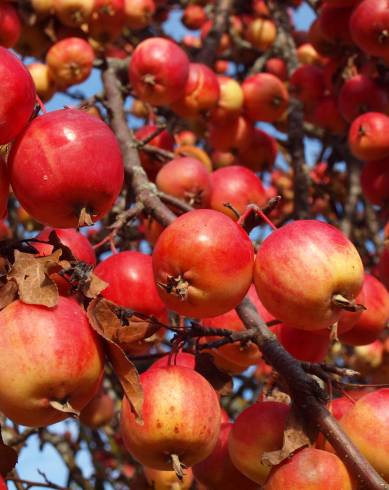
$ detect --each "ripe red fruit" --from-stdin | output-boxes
[238,128,278,171]
[8,108,124,228]
[339,274,389,345]
[120,365,221,470]
[0,297,104,427]
[244,17,276,51]
[0,47,36,145]
[360,158,389,206]
[271,323,330,362]
[129,37,190,106]
[349,112,389,160]
[319,4,353,45]
[338,75,389,123]
[46,37,95,88]
[264,447,355,489]
[242,73,288,123]
[79,390,115,428]
[193,423,259,490]
[0,476,5,490]
[209,116,255,153]
[94,251,166,318]
[135,124,175,181]
[290,65,325,107]
[350,0,389,58]
[209,165,267,220]
[124,0,155,30]
[228,401,290,484]
[88,0,125,42]
[311,95,347,135]
[152,209,254,318]
[182,4,207,30]
[0,2,21,48]
[171,63,220,118]
[378,247,389,289]
[254,220,364,331]
[265,58,288,81]
[339,389,389,480]
[54,0,95,27]
[155,156,212,208]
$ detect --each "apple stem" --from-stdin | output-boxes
[171,453,184,480]
[157,274,189,301]
[49,400,80,418]
[35,94,47,114]
[331,293,366,312]
[256,208,277,231]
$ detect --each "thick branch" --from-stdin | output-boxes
[102,60,176,228]
[196,0,235,67]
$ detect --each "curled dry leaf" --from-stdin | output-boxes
[87,297,144,423]
[262,406,316,467]
[82,272,108,299]
[195,352,233,396]
[0,426,17,477]
[7,249,63,307]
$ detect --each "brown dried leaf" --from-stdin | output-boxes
[7,250,64,307]
[262,408,314,467]
[82,272,108,299]
[87,298,143,422]
[0,426,17,477]
[47,230,76,261]
[0,280,18,310]
[195,353,233,396]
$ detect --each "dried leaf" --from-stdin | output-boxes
[0,426,17,477]
[195,353,233,396]
[87,298,143,422]
[0,280,18,310]
[82,272,108,299]
[7,250,63,307]
[262,407,315,467]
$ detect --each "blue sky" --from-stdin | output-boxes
[8,4,316,488]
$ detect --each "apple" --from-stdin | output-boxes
[0,297,104,427]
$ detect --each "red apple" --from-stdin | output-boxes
[155,156,211,208]
[238,128,278,171]
[360,158,389,207]
[209,165,267,220]
[120,365,221,469]
[193,423,259,490]
[46,37,95,89]
[171,63,220,118]
[228,401,290,484]
[0,297,104,427]
[143,466,193,489]
[338,75,389,123]
[264,447,355,489]
[0,2,21,48]
[339,388,389,481]
[210,76,244,123]
[290,65,325,107]
[242,73,288,123]
[129,37,190,106]
[349,112,389,161]
[244,17,276,51]
[149,352,196,371]
[0,47,36,145]
[152,209,254,318]
[54,0,94,27]
[80,390,115,428]
[182,4,207,30]
[88,0,125,42]
[8,108,124,228]
[124,0,155,30]
[209,116,255,153]
[339,274,389,345]
[253,220,364,331]
[350,0,389,58]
